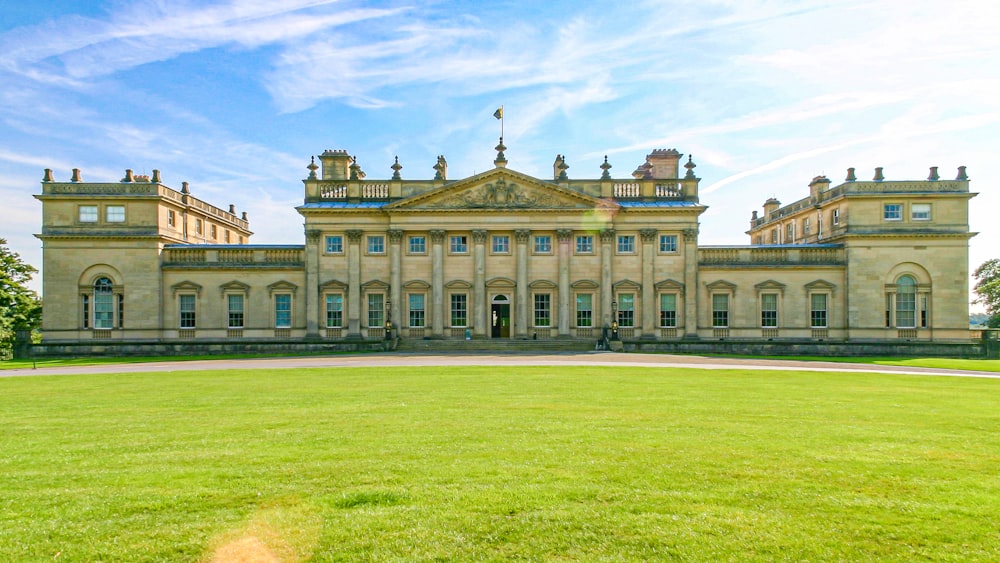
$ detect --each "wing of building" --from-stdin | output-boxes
[32,144,978,355]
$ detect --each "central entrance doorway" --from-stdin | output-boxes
[491,295,511,338]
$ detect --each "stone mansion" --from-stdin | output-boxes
[34,141,976,352]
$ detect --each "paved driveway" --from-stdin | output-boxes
[3,351,999,379]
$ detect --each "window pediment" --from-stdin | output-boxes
[171,280,203,296]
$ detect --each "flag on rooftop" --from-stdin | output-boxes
[493,107,503,120]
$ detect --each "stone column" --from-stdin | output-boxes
[430,230,446,337]
[472,229,488,337]
[305,229,322,338]
[346,229,363,337]
[600,229,615,327]
[556,229,573,337]
[640,228,657,338]
[514,229,531,338]
[388,229,403,331]
[683,227,699,338]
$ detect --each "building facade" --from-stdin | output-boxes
[34,143,976,350]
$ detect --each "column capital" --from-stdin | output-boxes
[600,228,616,242]
[640,228,657,242]
[346,229,363,243]
[514,229,531,243]
[682,227,699,241]
[305,229,322,243]
[387,229,404,243]
[556,229,573,242]
[472,229,489,243]
[429,229,447,243]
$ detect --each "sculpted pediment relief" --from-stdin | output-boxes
[388,170,607,211]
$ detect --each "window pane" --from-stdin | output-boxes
[228,294,244,328]
[450,236,467,253]
[884,204,902,220]
[79,206,98,222]
[575,294,593,327]
[179,294,196,328]
[450,294,467,326]
[325,294,343,327]
[534,294,551,327]
[367,294,384,328]
[325,236,343,253]
[618,293,635,327]
[106,206,125,223]
[367,236,385,254]
[912,203,931,220]
[534,236,551,253]
[409,236,425,254]
[659,294,676,327]
[659,235,677,253]
[761,293,777,327]
[896,275,916,327]
[492,235,509,253]
[712,294,729,328]
[576,235,593,253]
[409,293,425,327]
[617,235,635,253]
[94,278,114,329]
[810,294,828,328]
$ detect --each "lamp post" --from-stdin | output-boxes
[384,295,392,341]
[611,298,619,341]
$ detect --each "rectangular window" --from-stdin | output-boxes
[227,294,244,329]
[912,203,931,220]
[79,205,98,223]
[575,235,593,254]
[179,294,196,328]
[617,235,635,253]
[450,294,468,327]
[408,293,425,328]
[118,294,124,329]
[94,290,114,329]
[771,229,779,244]
[534,235,552,254]
[224,230,230,243]
[408,236,426,254]
[786,222,795,243]
[367,235,385,254]
[450,235,468,253]
[533,294,551,327]
[492,235,510,254]
[167,210,176,227]
[712,294,729,328]
[325,294,343,328]
[367,294,384,328]
[659,294,677,327]
[761,293,778,327]
[274,294,291,328]
[884,203,902,221]
[803,218,811,235]
[576,294,593,327]
[832,208,841,225]
[82,295,90,329]
[896,292,916,328]
[920,295,928,328]
[210,224,217,239]
[325,235,343,254]
[810,294,828,328]
[106,205,125,223]
[659,234,678,253]
[195,218,203,235]
[618,293,635,327]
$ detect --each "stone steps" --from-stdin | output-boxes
[394,337,599,354]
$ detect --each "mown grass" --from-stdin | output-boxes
[1,366,998,561]
[0,350,356,371]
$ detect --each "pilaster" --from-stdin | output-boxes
[346,229,363,337]
[430,229,446,337]
[640,228,657,338]
[514,229,531,338]
[556,229,573,336]
[600,229,615,327]
[305,228,322,337]
[388,229,403,331]
[472,229,488,337]
[682,227,699,338]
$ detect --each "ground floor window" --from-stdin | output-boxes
[810,294,828,328]
[760,293,778,328]
[659,294,677,327]
[274,294,291,328]
[576,294,593,327]
[94,277,114,329]
[617,293,635,327]
[712,294,729,328]
[409,293,426,328]
[367,294,384,328]
[325,294,343,327]
[450,294,468,327]
[227,294,245,328]
[179,294,196,328]
[534,293,551,327]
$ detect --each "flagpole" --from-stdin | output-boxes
[500,105,504,140]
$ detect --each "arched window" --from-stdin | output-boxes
[93,277,115,329]
[895,275,916,328]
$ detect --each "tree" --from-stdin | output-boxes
[0,238,41,357]
[973,259,1000,328]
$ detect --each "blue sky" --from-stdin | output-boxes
[1,0,998,308]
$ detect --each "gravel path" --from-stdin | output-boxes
[3,351,999,379]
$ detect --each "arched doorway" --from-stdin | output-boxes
[491,294,511,338]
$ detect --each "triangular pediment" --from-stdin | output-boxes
[386,168,616,211]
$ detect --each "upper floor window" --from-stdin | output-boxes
[492,235,510,254]
[770,229,779,244]
[659,234,678,253]
[617,235,635,254]
[803,218,811,235]
[576,235,593,254]
[832,208,841,225]
[534,235,552,254]
[786,222,795,243]
[167,210,176,227]
[912,203,931,221]
[106,205,125,223]
[367,235,385,254]
[884,204,902,221]
[450,235,468,254]
[210,224,217,239]
[408,236,426,254]
[325,235,343,254]
[79,205,98,223]
[195,218,203,235]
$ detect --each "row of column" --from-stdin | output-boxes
[304,226,700,338]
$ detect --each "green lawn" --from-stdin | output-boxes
[2,366,998,561]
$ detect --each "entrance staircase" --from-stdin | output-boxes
[394,337,599,354]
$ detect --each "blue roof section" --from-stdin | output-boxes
[702,244,844,249]
[299,201,388,209]
[618,200,702,208]
[163,244,303,249]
